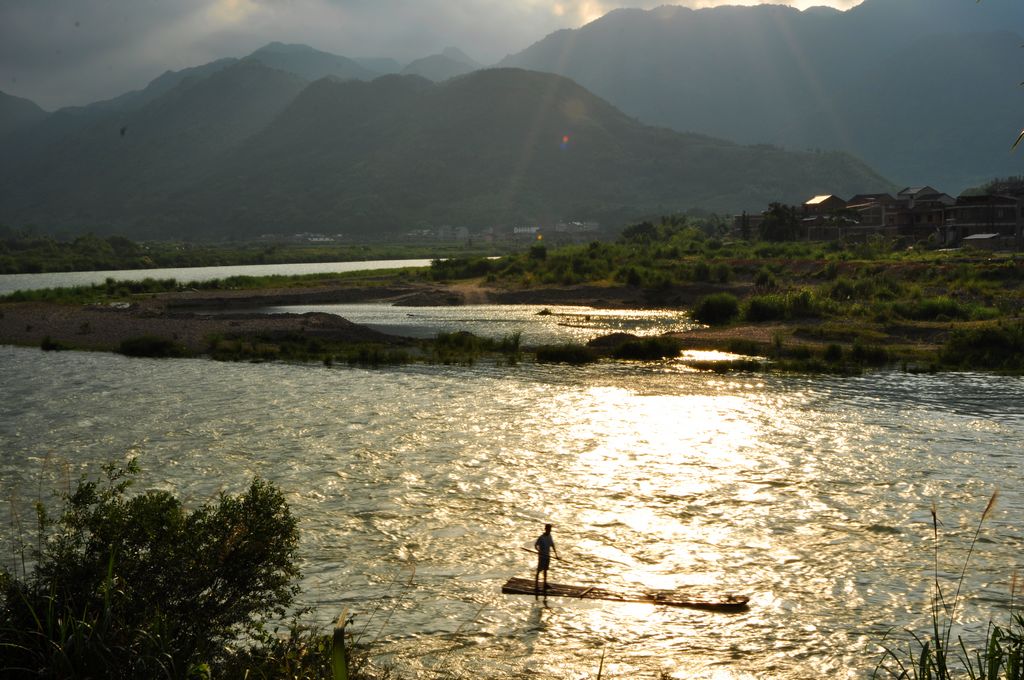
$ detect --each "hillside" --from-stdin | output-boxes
[0,67,889,238]
[0,61,310,234]
[499,0,1024,192]
[0,91,48,139]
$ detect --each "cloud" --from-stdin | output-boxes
[0,0,860,110]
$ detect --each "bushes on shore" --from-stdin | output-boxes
[0,460,308,678]
[942,322,1024,371]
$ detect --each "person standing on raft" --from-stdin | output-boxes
[534,523,559,594]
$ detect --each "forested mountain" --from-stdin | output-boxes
[0,67,890,239]
[0,61,309,235]
[500,0,1024,191]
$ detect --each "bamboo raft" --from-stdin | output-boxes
[501,577,749,612]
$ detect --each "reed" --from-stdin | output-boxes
[873,490,1024,679]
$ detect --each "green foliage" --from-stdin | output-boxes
[759,202,801,242]
[743,290,824,322]
[692,293,740,325]
[744,295,789,322]
[0,460,301,677]
[850,340,889,366]
[892,296,995,322]
[942,323,1024,371]
[754,267,779,289]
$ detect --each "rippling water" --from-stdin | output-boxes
[2,342,1023,679]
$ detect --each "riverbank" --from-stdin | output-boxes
[0,277,960,372]
[0,280,655,355]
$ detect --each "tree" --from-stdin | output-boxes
[760,202,801,242]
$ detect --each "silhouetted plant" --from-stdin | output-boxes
[692,293,739,325]
[610,336,683,360]
[535,343,599,364]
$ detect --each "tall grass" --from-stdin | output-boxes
[873,491,1024,679]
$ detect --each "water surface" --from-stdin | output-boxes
[2,340,1022,679]
[0,259,433,295]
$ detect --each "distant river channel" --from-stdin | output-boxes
[0,259,434,295]
[3,299,1024,679]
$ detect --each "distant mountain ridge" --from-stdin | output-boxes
[499,0,1024,191]
[247,42,380,82]
[0,66,890,239]
[402,47,481,82]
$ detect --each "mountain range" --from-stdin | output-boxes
[499,0,1024,191]
[0,61,887,239]
[2,0,1018,239]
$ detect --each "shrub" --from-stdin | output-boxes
[942,323,1024,370]
[535,343,599,364]
[744,295,788,322]
[754,267,778,289]
[712,262,732,283]
[118,335,190,358]
[850,341,889,366]
[692,293,739,325]
[893,296,971,321]
[611,336,683,360]
[0,460,301,677]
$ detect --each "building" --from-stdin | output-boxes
[802,195,848,240]
[943,194,1022,248]
[892,186,955,242]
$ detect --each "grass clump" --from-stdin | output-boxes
[692,293,740,325]
[610,336,683,360]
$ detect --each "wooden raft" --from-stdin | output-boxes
[501,577,749,612]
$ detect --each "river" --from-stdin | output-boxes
[0,259,435,295]
[2,310,1023,678]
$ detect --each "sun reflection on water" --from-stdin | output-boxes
[4,347,1024,679]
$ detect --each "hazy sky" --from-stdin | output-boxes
[0,0,863,110]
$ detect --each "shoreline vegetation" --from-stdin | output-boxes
[2,218,1023,373]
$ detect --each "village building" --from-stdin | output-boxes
[743,184,1022,250]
